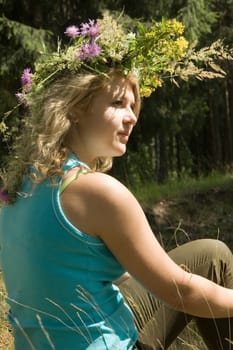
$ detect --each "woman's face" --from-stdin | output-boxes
[71,76,138,165]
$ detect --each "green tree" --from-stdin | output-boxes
[0,15,53,162]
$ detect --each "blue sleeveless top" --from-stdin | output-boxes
[0,153,137,349]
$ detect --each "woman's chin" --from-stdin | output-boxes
[99,145,127,158]
[114,146,127,157]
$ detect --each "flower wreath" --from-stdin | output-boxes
[15,11,189,105]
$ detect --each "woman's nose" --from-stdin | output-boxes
[124,108,137,125]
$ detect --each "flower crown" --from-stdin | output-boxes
[15,12,189,105]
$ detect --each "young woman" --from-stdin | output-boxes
[1,16,233,350]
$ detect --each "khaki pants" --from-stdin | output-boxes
[120,239,233,350]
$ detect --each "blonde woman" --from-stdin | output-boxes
[1,16,233,350]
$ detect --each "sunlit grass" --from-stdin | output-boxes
[0,272,208,350]
[0,272,14,350]
[169,322,208,349]
[0,273,206,350]
[132,172,233,204]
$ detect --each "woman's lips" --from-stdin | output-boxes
[119,130,130,137]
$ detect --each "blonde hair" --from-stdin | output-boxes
[1,69,141,204]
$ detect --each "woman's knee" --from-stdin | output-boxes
[169,239,233,277]
[180,239,233,287]
[198,239,232,261]
[170,238,231,260]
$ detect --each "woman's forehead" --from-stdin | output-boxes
[104,77,134,97]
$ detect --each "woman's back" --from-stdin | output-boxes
[0,154,137,350]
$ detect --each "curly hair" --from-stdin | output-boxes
[1,69,141,205]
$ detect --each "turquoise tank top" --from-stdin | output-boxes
[0,153,137,349]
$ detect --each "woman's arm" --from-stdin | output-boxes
[61,171,233,319]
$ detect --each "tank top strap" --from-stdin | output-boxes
[59,153,91,195]
[59,167,91,195]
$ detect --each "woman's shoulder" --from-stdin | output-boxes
[69,170,134,203]
[60,170,141,237]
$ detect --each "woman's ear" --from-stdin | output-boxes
[68,108,81,124]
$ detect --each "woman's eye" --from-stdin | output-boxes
[112,100,123,106]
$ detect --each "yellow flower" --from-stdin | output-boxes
[140,86,153,97]
[175,37,189,57]
[167,19,185,35]
[152,77,162,87]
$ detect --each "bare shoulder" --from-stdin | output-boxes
[82,171,129,193]
[68,170,137,206]
[61,169,188,303]
[60,170,144,236]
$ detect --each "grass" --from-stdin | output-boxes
[0,272,13,350]
[0,273,208,350]
[132,171,233,204]
[169,325,208,349]
[131,171,233,250]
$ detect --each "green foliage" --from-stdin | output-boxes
[177,0,217,42]
[0,16,53,160]
[0,16,53,77]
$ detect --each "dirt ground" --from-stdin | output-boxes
[144,186,233,251]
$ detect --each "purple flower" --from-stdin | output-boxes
[21,68,33,86]
[20,68,33,93]
[77,41,101,61]
[80,23,90,36]
[80,19,99,37]
[0,191,9,202]
[64,25,80,38]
